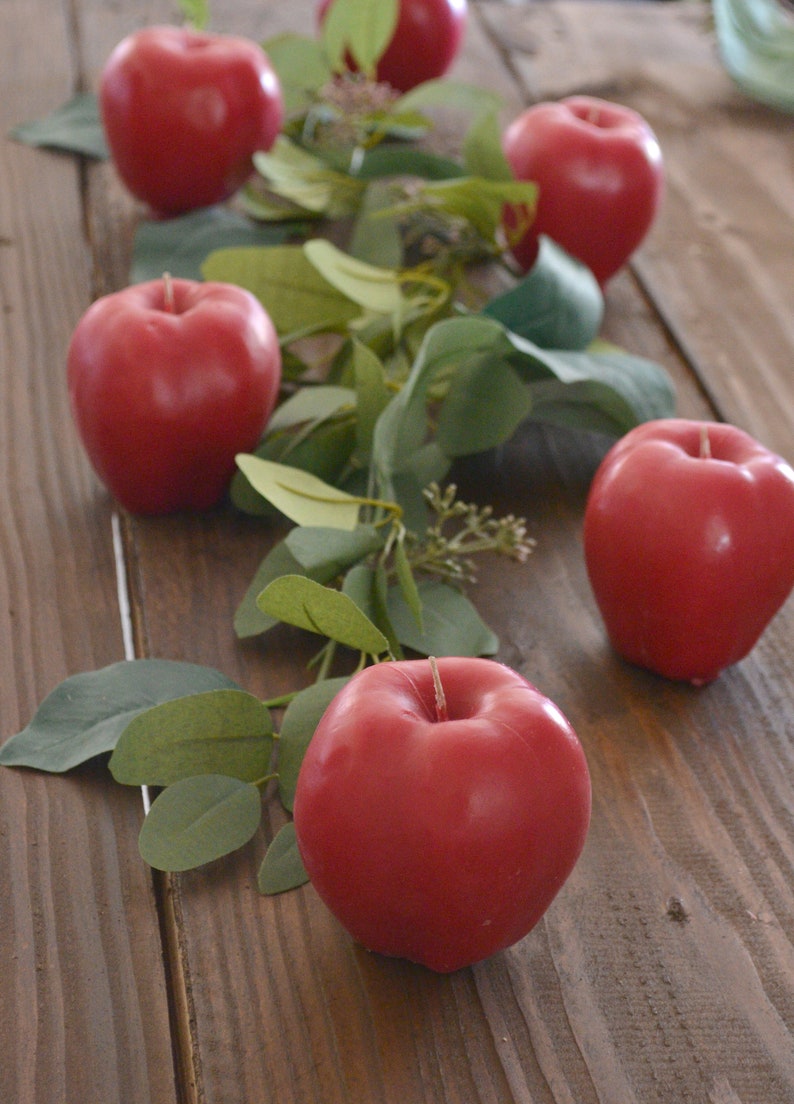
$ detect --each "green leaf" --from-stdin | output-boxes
[348,182,404,268]
[267,385,355,433]
[397,80,503,120]
[11,92,108,159]
[258,822,309,894]
[277,676,350,810]
[177,0,209,30]
[253,137,364,219]
[413,177,539,242]
[263,33,333,115]
[353,146,466,182]
[235,455,362,529]
[304,239,405,317]
[109,689,273,787]
[387,580,499,657]
[202,244,361,336]
[138,775,262,872]
[285,524,384,575]
[0,660,240,773]
[482,236,603,350]
[322,0,399,75]
[235,542,310,639]
[351,340,392,462]
[131,208,290,284]
[462,109,514,182]
[372,315,511,506]
[436,356,532,458]
[526,347,677,436]
[257,575,390,654]
[394,536,424,631]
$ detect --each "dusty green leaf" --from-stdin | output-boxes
[304,239,405,317]
[263,33,333,115]
[109,689,273,787]
[387,580,499,657]
[482,236,603,350]
[258,822,309,894]
[267,385,355,433]
[131,208,289,284]
[285,524,384,575]
[0,660,240,773]
[277,676,350,810]
[11,92,108,159]
[436,356,532,458]
[139,775,262,872]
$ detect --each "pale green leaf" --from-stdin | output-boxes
[139,775,262,872]
[322,0,399,74]
[263,33,333,115]
[235,455,362,529]
[267,385,355,433]
[304,239,405,316]
[202,244,361,336]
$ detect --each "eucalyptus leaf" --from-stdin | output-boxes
[263,33,333,115]
[138,775,262,872]
[277,676,350,810]
[348,182,404,268]
[372,315,511,503]
[202,244,361,335]
[462,109,514,182]
[353,146,466,182]
[235,455,362,529]
[482,236,603,350]
[436,356,532,458]
[387,580,499,657]
[109,689,273,787]
[413,177,539,242]
[257,575,390,655]
[131,208,290,284]
[258,822,309,894]
[177,0,209,30]
[235,541,313,639]
[397,80,504,120]
[253,138,363,218]
[322,0,399,75]
[267,385,355,433]
[351,340,392,462]
[285,524,384,575]
[0,660,240,773]
[11,92,108,159]
[304,239,405,317]
[394,537,424,631]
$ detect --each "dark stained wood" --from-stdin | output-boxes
[2,1,794,1102]
[0,0,180,1100]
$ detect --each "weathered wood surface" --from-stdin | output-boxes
[1,1,793,1102]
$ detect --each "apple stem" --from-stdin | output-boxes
[700,423,712,459]
[162,271,176,314]
[428,656,448,723]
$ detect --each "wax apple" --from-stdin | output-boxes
[583,419,794,683]
[67,277,281,515]
[100,25,284,215]
[503,96,664,285]
[293,657,591,973]
[316,0,467,92]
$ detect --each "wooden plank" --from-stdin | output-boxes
[0,0,180,1099]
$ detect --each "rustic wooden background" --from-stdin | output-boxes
[2,1,793,1101]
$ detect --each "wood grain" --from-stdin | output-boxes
[0,0,180,1099]
[3,2,794,1102]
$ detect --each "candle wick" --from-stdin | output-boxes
[429,656,448,723]
[700,423,712,459]
[162,271,176,313]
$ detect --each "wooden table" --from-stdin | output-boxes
[2,1,793,1101]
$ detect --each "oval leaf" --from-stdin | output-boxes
[277,676,351,810]
[109,689,273,787]
[138,775,262,872]
[257,574,390,654]
[0,660,240,773]
[387,580,499,657]
[258,822,309,895]
[235,455,362,530]
[322,0,399,74]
